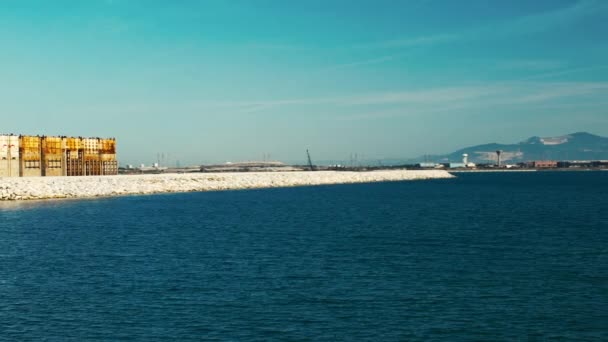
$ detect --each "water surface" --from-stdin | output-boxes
[1,172,607,340]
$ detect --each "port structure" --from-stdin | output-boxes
[0,134,118,177]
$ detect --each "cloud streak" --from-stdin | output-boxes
[214,81,608,116]
[327,1,607,71]
[520,65,608,81]
[362,0,607,49]
[325,55,397,70]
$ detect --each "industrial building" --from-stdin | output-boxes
[0,135,117,177]
[529,160,558,168]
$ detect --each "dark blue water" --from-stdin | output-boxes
[1,172,607,341]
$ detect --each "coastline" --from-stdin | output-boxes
[448,169,537,173]
[449,168,607,173]
[0,170,454,201]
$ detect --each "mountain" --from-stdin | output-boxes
[426,132,608,164]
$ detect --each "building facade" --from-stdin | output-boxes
[0,135,117,177]
[530,160,558,168]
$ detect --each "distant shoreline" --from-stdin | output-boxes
[448,168,607,173]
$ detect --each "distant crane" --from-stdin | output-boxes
[306,149,315,171]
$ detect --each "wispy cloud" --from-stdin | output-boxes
[215,85,503,112]
[506,82,608,104]
[326,55,397,70]
[520,65,608,80]
[489,0,607,37]
[313,81,608,121]
[331,1,607,71]
[361,34,458,49]
[335,86,504,106]
[62,81,608,125]
[237,42,312,52]
[364,0,607,49]
[494,59,566,71]
[213,81,608,118]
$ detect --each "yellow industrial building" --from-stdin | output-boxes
[0,135,117,177]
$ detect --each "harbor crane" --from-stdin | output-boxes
[306,149,315,171]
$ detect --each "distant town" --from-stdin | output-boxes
[119,155,608,175]
[120,132,608,174]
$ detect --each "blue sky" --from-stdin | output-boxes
[1,0,607,165]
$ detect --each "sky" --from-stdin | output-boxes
[1,0,607,165]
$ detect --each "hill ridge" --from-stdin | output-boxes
[426,132,608,163]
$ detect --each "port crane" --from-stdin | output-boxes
[306,149,315,171]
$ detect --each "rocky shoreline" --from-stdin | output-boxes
[0,170,454,201]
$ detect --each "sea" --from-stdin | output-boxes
[1,171,607,341]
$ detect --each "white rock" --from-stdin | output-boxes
[0,170,454,201]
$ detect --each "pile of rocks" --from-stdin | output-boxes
[0,170,454,201]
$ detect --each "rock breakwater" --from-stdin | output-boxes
[0,170,454,201]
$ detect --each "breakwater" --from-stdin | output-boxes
[0,170,454,201]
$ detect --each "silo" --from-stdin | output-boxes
[65,137,84,176]
[19,136,42,177]
[100,138,118,175]
[41,136,64,177]
[0,135,20,177]
[83,138,101,175]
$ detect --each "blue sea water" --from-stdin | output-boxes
[1,171,607,341]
